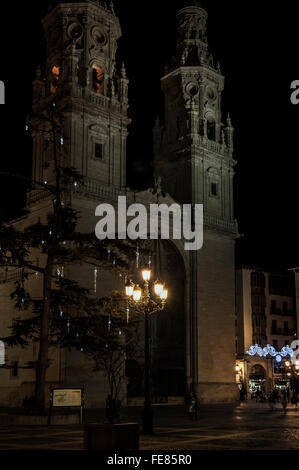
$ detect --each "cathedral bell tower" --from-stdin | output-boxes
[154,1,239,403]
[154,1,235,226]
[31,0,130,194]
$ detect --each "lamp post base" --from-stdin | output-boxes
[142,405,154,435]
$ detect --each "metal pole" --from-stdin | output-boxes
[142,309,154,434]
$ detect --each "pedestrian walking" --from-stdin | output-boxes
[276,388,281,403]
[292,390,298,409]
[282,392,287,415]
[268,390,276,411]
[188,392,199,420]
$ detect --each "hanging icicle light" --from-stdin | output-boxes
[94,268,98,293]
[136,243,140,269]
[126,306,130,324]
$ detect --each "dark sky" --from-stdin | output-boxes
[0,0,298,269]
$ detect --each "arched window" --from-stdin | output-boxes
[92,65,104,95]
[50,65,60,94]
[207,117,216,141]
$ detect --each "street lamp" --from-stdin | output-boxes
[125,266,168,435]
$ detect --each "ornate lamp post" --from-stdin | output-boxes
[125,266,168,435]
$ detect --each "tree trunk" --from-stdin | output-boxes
[34,259,53,414]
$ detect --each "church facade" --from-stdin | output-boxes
[0,0,238,407]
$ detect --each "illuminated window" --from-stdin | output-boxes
[92,66,104,94]
[94,143,103,160]
[50,65,60,94]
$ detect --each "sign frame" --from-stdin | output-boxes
[49,387,84,425]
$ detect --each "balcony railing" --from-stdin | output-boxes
[271,329,296,337]
[270,309,296,317]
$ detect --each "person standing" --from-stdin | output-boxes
[282,391,288,415]
[188,392,199,420]
[269,390,276,411]
[292,390,298,409]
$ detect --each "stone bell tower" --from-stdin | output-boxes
[154,1,239,403]
[31,0,130,195]
[154,0,235,215]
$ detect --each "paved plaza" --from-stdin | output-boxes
[0,403,298,451]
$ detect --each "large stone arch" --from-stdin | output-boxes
[150,240,187,397]
[126,238,187,399]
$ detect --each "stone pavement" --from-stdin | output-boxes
[0,403,298,451]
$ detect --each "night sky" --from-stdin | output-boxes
[0,0,298,269]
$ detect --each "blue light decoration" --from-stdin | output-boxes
[246,344,294,359]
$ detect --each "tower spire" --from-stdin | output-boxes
[184,0,201,6]
[174,0,209,69]
[48,0,115,14]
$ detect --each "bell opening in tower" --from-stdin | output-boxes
[207,117,216,141]
[50,65,60,94]
[92,65,105,95]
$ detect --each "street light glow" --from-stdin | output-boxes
[154,280,164,296]
[133,285,142,302]
[142,268,151,282]
[125,281,134,297]
[160,289,168,301]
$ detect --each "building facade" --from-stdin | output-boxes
[236,266,297,396]
[0,0,239,407]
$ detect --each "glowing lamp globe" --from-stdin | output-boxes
[154,280,164,297]
[142,268,151,282]
[125,281,134,298]
[160,289,168,301]
[133,285,142,302]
